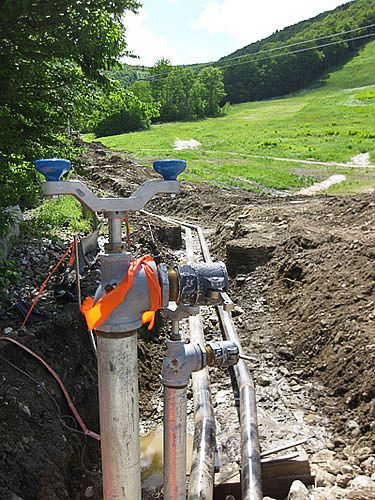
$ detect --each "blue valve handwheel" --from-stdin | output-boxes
[153,160,186,181]
[34,158,71,181]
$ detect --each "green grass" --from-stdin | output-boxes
[27,196,94,241]
[85,41,375,194]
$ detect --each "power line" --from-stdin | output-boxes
[218,23,375,65]
[219,32,375,71]
[135,24,375,83]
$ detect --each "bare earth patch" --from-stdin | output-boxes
[297,174,347,195]
[173,138,201,150]
[351,152,371,167]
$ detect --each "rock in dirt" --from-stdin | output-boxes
[84,486,95,498]
[256,374,272,387]
[349,475,375,490]
[287,480,310,499]
[315,469,336,487]
[277,346,295,360]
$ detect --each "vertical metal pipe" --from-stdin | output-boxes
[108,218,123,247]
[97,332,141,500]
[239,374,263,500]
[164,386,187,500]
[171,319,182,341]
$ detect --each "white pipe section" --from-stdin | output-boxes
[97,332,141,500]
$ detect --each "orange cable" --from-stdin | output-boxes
[22,241,75,328]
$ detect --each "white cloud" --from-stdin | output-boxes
[191,0,348,46]
[122,10,181,66]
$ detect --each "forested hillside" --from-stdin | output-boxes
[221,0,375,103]
[114,0,374,107]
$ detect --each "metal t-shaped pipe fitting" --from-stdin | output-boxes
[161,339,206,388]
[93,253,167,333]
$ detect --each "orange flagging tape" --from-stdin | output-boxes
[81,255,162,331]
[0,335,100,441]
[22,241,76,328]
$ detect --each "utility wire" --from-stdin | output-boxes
[136,25,375,82]
[217,23,375,65]
[219,32,375,71]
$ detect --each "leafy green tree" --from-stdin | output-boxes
[90,87,160,137]
[129,80,155,104]
[148,62,227,122]
[0,0,140,229]
[196,67,226,116]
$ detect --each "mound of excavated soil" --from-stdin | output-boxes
[1,142,373,498]
[212,195,375,451]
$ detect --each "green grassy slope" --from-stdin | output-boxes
[86,41,375,194]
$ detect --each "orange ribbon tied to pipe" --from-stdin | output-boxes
[80,255,162,331]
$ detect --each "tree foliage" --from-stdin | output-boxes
[89,86,160,137]
[0,0,139,226]
[127,61,226,123]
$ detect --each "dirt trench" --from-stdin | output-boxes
[0,142,374,499]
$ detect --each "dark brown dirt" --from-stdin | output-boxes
[1,142,374,498]
[211,195,375,452]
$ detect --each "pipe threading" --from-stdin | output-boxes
[168,268,179,301]
[205,345,215,367]
[104,242,127,253]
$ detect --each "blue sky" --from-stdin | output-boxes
[122,0,351,66]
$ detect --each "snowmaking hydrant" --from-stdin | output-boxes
[35,158,240,500]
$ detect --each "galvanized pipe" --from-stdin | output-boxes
[188,315,216,500]
[185,227,216,500]
[108,217,123,247]
[217,309,263,500]
[97,331,141,500]
[141,210,263,499]
[189,222,262,499]
[164,386,188,500]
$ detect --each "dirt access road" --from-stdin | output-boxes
[0,142,374,499]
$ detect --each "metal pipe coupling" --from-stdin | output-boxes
[205,341,240,368]
[167,262,229,306]
[161,339,206,388]
[161,339,240,388]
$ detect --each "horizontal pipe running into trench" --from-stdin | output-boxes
[185,228,216,500]
[142,209,263,500]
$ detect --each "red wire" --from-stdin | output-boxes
[22,241,75,328]
[0,335,100,441]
